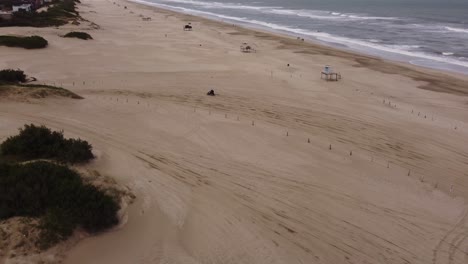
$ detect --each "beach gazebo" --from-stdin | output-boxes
[183,23,193,31]
[240,42,256,53]
[321,65,341,81]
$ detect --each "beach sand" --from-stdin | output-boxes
[1,0,468,263]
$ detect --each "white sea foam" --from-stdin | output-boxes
[445,27,468,34]
[387,45,421,50]
[442,52,454,56]
[162,0,398,21]
[346,14,398,20]
[161,0,277,10]
[267,9,343,20]
[265,9,398,21]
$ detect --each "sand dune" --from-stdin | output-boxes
[1,0,468,263]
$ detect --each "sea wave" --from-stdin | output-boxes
[131,0,468,70]
[161,0,278,10]
[161,0,399,21]
[412,24,468,34]
[387,45,421,50]
[445,26,468,33]
[267,9,344,20]
[344,14,399,20]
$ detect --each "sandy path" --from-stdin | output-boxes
[1,0,468,263]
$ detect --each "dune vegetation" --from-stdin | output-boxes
[0,69,27,83]
[0,35,48,49]
[0,0,81,28]
[0,124,119,249]
[63,31,93,40]
[1,124,94,163]
[0,69,83,99]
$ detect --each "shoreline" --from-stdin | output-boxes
[125,0,468,96]
[128,0,468,76]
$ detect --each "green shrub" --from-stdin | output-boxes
[63,31,92,40]
[0,35,48,49]
[0,124,94,163]
[0,69,26,83]
[0,161,120,249]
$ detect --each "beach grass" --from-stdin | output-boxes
[0,68,82,99]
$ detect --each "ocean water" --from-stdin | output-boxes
[134,0,468,74]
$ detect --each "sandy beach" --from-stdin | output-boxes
[1,0,468,263]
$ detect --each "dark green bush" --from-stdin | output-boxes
[0,35,48,49]
[0,69,26,83]
[0,124,94,163]
[0,161,120,249]
[63,31,92,40]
